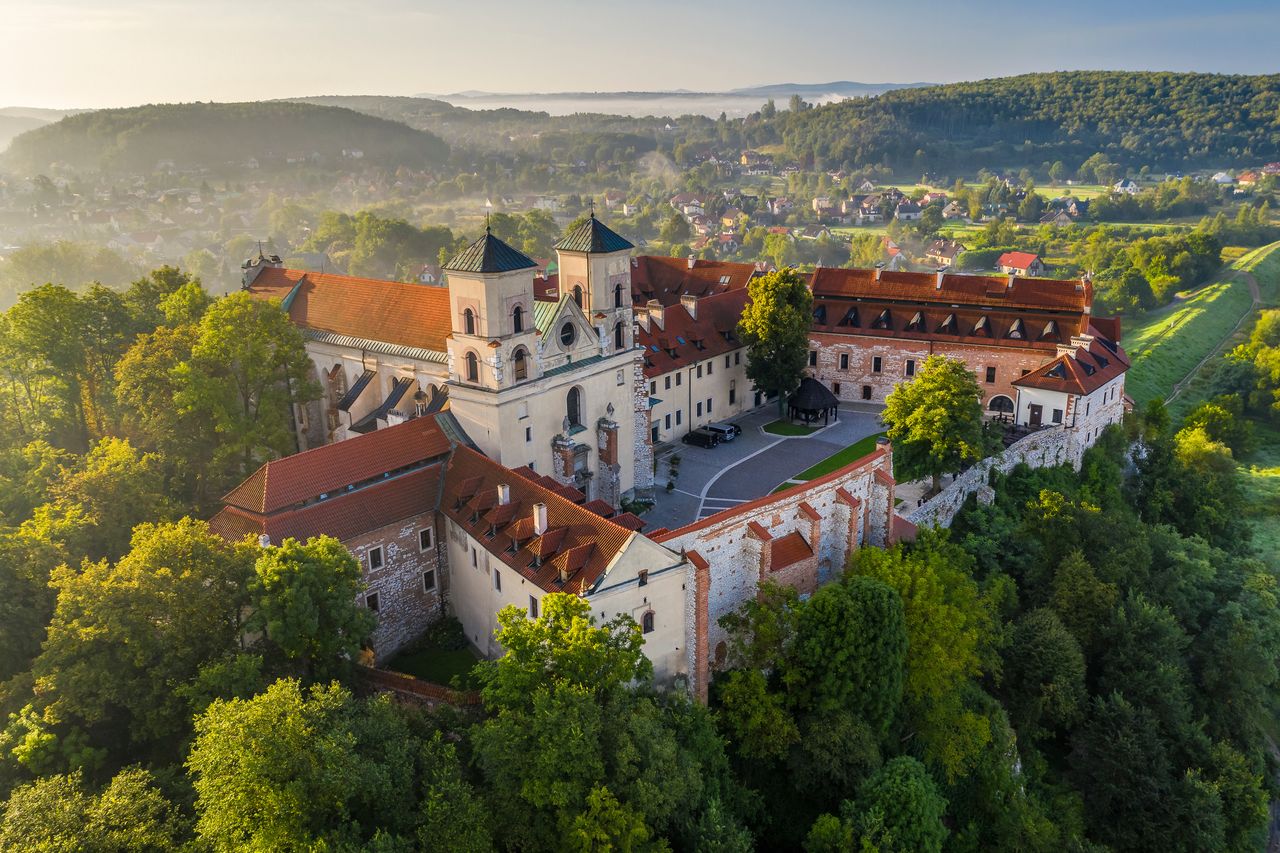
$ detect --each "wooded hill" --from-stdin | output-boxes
[2,101,449,174]
[774,71,1280,173]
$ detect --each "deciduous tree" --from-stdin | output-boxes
[882,355,985,494]
[737,269,812,415]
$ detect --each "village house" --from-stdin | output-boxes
[1112,179,1140,195]
[942,200,968,221]
[1039,209,1074,228]
[924,238,966,267]
[996,251,1047,277]
[894,200,922,221]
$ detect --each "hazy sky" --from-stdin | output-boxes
[1,0,1277,108]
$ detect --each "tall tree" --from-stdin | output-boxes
[248,536,375,681]
[737,269,813,416]
[173,291,318,479]
[882,355,985,494]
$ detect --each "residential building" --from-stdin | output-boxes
[924,238,966,267]
[996,251,1047,277]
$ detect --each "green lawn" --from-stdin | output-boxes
[1240,423,1280,572]
[792,432,888,481]
[764,419,822,436]
[387,645,480,687]
[1122,242,1279,406]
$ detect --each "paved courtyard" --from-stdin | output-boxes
[643,402,886,531]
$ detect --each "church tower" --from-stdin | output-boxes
[553,213,635,355]
[442,228,539,391]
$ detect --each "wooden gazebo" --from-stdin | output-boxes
[788,377,840,426]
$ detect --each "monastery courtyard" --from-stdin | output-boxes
[646,402,886,530]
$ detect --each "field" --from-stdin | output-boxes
[1122,242,1279,406]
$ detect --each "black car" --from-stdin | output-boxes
[681,427,721,448]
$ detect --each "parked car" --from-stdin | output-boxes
[681,427,721,448]
[705,421,742,442]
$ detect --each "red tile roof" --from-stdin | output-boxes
[637,287,750,378]
[770,531,813,571]
[223,416,452,514]
[441,446,637,595]
[1013,336,1129,396]
[209,465,441,545]
[996,251,1042,272]
[631,256,759,306]
[247,267,453,353]
[811,267,1089,314]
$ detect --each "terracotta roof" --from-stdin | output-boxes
[441,446,635,595]
[443,230,537,274]
[1013,336,1129,395]
[553,214,634,254]
[247,267,452,353]
[637,287,749,378]
[631,256,759,306]
[810,267,1089,314]
[223,415,452,514]
[655,446,890,542]
[210,465,441,545]
[770,531,813,571]
[997,251,1042,271]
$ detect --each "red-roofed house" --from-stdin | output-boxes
[996,251,1047,277]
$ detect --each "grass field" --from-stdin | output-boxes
[387,644,480,687]
[1122,242,1280,406]
[1240,423,1280,571]
[763,419,821,436]
[792,432,888,480]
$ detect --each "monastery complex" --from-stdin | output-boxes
[212,217,1128,697]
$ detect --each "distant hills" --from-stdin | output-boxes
[412,81,929,119]
[0,107,86,153]
[777,71,1280,171]
[2,102,449,174]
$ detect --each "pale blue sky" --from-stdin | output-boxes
[1,0,1276,108]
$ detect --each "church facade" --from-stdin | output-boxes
[243,216,653,506]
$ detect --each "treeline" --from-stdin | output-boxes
[772,71,1280,173]
[3,102,450,174]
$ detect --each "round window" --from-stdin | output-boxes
[560,322,576,348]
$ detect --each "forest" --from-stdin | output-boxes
[0,259,1277,850]
[771,71,1280,173]
[1,102,450,175]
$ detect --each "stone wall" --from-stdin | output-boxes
[661,445,895,701]
[345,513,445,660]
[631,356,656,499]
[903,425,1074,529]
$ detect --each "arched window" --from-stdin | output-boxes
[566,386,582,428]
[512,348,528,381]
[573,285,584,308]
[463,308,476,336]
[464,351,478,382]
[512,305,524,334]
[642,611,655,634]
[987,394,1014,414]
[559,322,576,349]
[613,322,624,350]
[614,283,623,308]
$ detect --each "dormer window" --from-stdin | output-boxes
[1007,318,1025,339]
[871,309,892,330]
[937,314,957,334]
[813,305,827,324]
[972,316,991,337]
[840,306,859,327]
[906,311,925,332]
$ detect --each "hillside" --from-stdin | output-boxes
[0,115,49,153]
[777,71,1280,172]
[2,101,449,174]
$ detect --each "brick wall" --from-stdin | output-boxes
[345,512,444,660]
[809,332,1051,410]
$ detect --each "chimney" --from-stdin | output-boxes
[935,268,945,290]
[1056,343,1077,359]
[497,483,511,505]
[874,262,884,281]
[257,533,271,548]
[1006,274,1016,290]
[686,254,696,270]
[680,293,698,320]
[647,299,665,331]
[533,502,548,536]
[636,310,650,333]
